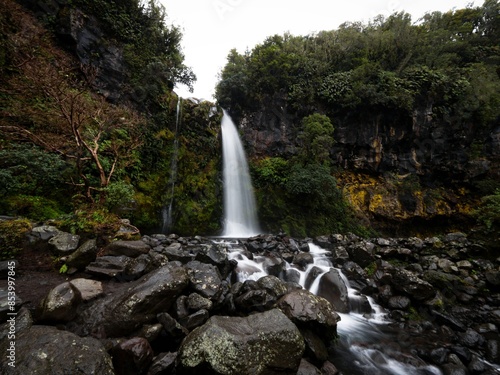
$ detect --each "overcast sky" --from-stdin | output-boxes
[160,0,481,101]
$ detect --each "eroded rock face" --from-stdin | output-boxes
[0,325,114,375]
[177,308,305,375]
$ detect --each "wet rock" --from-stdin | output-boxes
[297,358,322,374]
[263,255,285,277]
[69,278,103,301]
[0,307,32,341]
[0,325,114,374]
[187,293,213,311]
[48,231,80,255]
[459,328,484,348]
[111,337,154,375]
[388,296,411,310]
[346,243,375,267]
[148,352,177,375]
[85,255,132,278]
[277,289,340,341]
[28,225,59,242]
[301,328,328,362]
[65,239,98,270]
[321,361,339,375]
[127,253,154,279]
[293,252,314,269]
[316,268,349,313]
[441,364,468,375]
[485,270,500,287]
[180,309,210,330]
[195,244,233,278]
[186,260,223,300]
[37,282,82,323]
[390,268,436,301]
[176,309,305,375]
[76,262,189,337]
[234,289,275,312]
[157,312,188,339]
[102,240,150,258]
[256,275,289,298]
[163,242,194,263]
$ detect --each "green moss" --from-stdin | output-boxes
[0,218,32,261]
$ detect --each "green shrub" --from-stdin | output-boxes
[0,218,32,261]
[4,195,64,221]
[474,189,500,231]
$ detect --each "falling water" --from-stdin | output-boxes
[221,110,260,237]
[161,97,181,233]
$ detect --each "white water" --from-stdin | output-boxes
[161,97,181,233]
[221,110,260,237]
[226,241,442,375]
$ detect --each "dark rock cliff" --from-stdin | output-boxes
[234,99,499,235]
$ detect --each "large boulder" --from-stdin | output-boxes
[176,308,305,375]
[316,269,350,313]
[75,262,189,337]
[0,325,114,374]
[277,289,340,341]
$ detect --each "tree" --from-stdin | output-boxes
[0,36,143,204]
[298,114,335,165]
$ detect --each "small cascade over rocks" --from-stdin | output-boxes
[7,222,500,375]
[221,110,260,237]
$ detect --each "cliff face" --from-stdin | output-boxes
[236,101,499,235]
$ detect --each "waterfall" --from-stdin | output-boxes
[224,241,443,375]
[221,110,260,237]
[161,97,181,233]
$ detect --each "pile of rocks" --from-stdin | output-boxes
[1,225,500,374]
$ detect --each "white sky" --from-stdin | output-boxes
[160,0,481,101]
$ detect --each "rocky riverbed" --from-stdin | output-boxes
[1,223,500,374]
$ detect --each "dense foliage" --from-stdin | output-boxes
[217,1,499,126]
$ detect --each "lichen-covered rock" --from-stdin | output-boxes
[390,268,436,301]
[0,325,114,374]
[176,308,305,375]
[48,231,80,255]
[277,289,340,341]
[185,261,223,300]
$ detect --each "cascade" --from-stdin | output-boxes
[161,97,182,233]
[221,110,260,237]
[225,241,443,375]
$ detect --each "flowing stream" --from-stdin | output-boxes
[221,110,260,237]
[225,241,443,375]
